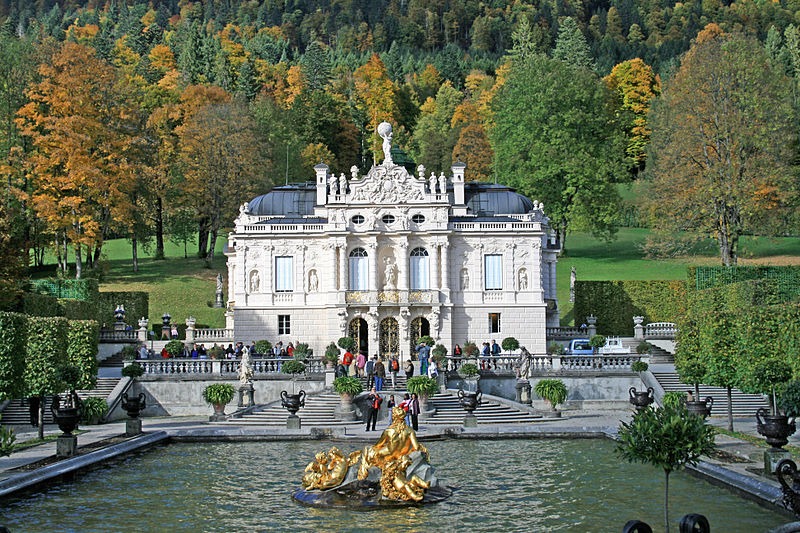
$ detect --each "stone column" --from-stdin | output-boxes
[185,317,196,344]
[431,242,440,292]
[368,240,378,292]
[137,318,148,343]
[338,242,347,291]
[587,315,597,338]
[398,240,409,291]
[440,243,450,291]
[633,316,645,340]
[329,242,338,291]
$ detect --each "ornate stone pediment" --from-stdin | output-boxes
[349,164,427,205]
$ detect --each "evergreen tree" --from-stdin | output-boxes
[300,41,332,91]
[552,16,595,70]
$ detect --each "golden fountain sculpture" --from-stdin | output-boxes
[294,406,450,507]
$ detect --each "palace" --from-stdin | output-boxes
[224,123,560,361]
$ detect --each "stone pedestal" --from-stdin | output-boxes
[238,383,255,408]
[766,448,791,475]
[126,418,142,437]
[287,414,301,429]
[463,413,478,428]
[515,379,532,405]
[214,289,224,308]
[56,435,77,458]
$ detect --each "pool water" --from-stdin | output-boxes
[0,438,788,532]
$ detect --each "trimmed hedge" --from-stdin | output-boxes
[22,292,62,317]
[29,278,98,300]
[67,320,99,390]
[0,312,27,400]
[95,291,149,327]
[24,316,69,396]
[573,280,687,335]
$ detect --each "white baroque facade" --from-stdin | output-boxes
[225,124,560,362]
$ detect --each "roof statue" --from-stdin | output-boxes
[378,121,393,167]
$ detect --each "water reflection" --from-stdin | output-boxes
[0,438,788,532]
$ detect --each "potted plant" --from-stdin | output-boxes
[501,337,520,354]
[202,383,236,421]
[324,342,340,369]
[121,362,147,420]
[51,366,83,436]
[332,375,362,421]
[547,342,565,355]
[164,340,184,358]
[281,360,307,416]
[119,345,138,361]
[293,342,310,361]
[208,344,224,360]
[534,379,568,416]
[462,341,479,360]
[337,336,356,352]
[636,341,652,355]
[406,376,439,412]
[431,344,448,364]
[677,360,713,418]
[81,397,109,425]
[631,360,649,375]
[616,402,716,533]
[417,335,435,347]
[589,334,606,354]
[751,358,796,450]
[662,391,687,408]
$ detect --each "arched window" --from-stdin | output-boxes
[349,248,368,290]
[409,247,429,290]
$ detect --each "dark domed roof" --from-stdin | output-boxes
[463,183,534,215]
[247,184,316,216]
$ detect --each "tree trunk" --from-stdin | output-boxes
[664,470,670,533]
[93,243,102,266]
[727,386,734,432]
[62,235,68,275]
[38,396,44,440]
[132,235,139,273]
[155,196,165,260]
[205,228,217,268]
[197,219,209,259]
[74,243,82,279]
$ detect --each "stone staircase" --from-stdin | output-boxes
[356,373,408,391]
[652,371,768,417]
[425,391,542,425]
[226,391,355,427]
[647,345,674,364]
[0,378,120,425]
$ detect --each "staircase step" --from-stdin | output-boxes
[652,371,768,417]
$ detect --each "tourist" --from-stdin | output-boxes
[161,346,170,359]
[491,339,501,356]
[453,344,462,357]
[386,395,396,426]
[171,325,179,339]
[349,353,358,377]
[225,344,235,358]
[374,357,386,391]
[404,358,414,379]
[356,351,366,377]
[481,342,490,369]
[427,360,438,379]
[418,343,430,376]
[198,344,208,358]
[138,344,148,360]
[365,387,382,431]
[235,342,244,357]
[400,393,411,425]
[389,354,399,389]
[190,345,198,358]
[287,342,294,358]
[365,356,376,389]
[409,393,421,431]
[342,349,354,376]
[248,341,256,356]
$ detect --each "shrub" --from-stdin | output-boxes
[662,391,687,408]
[119,345,138,361]
[121,362,144,379]
[164,340,184,357]
[202,383,236,405]
[66,320,99,389]
[779,381,800,418]
[24,316,68,398]
[636,341,652,355]
[282,360,306,375]
[0,415,15,457]
[547,342,565,355]
[254,340,272,356]
[431,344,448,362]
[631,361,649,373]
[416,335,435,347]
[406,376,439,397]
[501,337,519,352]
[332,376,363,396]
[293,343,310,359]
[534,379,568,408]
[459,363,479,377]
[81,397,109,424]
[324,342,340,364]
[462,342,479,357]
[0,311,26,400]
[589,335,606,351]
[208,345,224,359]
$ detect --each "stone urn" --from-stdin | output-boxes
[50,394,83,436]
[776,459,800,517]
[458,389,482,414]
[629,387,654,411]
[756,407,797,450]
[281,390,307,416]
[686,397,713,419]
[122,392,146,419]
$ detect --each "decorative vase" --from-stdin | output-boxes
[756,408,797,449]
[50,394,82,436]
[122,392,146,419]
[458,389,482,414]
[281,390,307,416]
[686,397,713,418]
[629,387,654,411]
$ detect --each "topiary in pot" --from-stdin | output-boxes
[0,414,15,457]
[750,358,793,416]
[120,345,138,361]
[462,342,479,358]
[431,344,448,363]
[293,343,310,360]
[589,335,606,354]
[534,379,568,411]
[779,381,800,418]
[282,360,306,376]
[337,336,356,352]
[501,337,520,352]
[636,341,652,355]
[254,340,272,356]
[164,340,184,358]
[332,376,363,397]
[416,335,435,347]
[208,344,224,359]
[202,383,236,411]
[662,391,687,409]
[676,359,706,400]
[459,363,479,378]
[631,361,649,374]
[324,342,340,366]
[121,362,144,379]
[547,342,565,355]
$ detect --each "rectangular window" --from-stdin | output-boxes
[410,255,429,289]
[349,256,368,290]
[275,256,293,292]
[278,315,291,335]
[484,254,503,290]
[489,313,501,334]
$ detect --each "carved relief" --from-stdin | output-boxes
[249,270,261,294]
[348,164,426,204]
[308,269,319,292]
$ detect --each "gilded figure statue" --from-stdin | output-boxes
[357,406,428,481]
[301,447,360,490]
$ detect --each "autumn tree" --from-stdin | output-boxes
[412,82,463,173]
[177,100,270,266]
[604,58,661,177]
[16,42,138,278]
[353,54,398,165]
[491,53,626,250]
[645,26,797,266]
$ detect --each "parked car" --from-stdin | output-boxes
[568,339,594,355]
[598,337,630,355]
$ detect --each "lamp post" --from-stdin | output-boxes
[149,330,154,353]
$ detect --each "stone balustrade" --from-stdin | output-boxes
[546,326,588,339]
[127,357,326,377]
[193,328,235,342]
[99,330,138,342]
[444,353,645,374]
[644,322,677,339]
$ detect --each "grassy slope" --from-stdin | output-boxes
[56,228,800,329]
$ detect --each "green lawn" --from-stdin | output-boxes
[35,227,800,329]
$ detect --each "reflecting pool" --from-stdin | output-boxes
[0,438,788,532]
